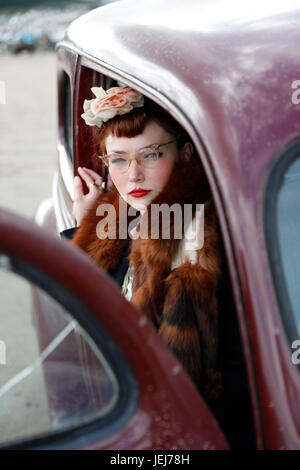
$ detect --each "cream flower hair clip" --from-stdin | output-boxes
[81,85,144,128]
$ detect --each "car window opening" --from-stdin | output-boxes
[59,76,257,448]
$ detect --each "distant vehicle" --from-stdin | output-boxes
[1,0,300,450]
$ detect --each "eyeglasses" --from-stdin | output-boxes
[99,137,178,174]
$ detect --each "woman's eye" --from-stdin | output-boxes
[110,157,127,164]
[144,152,158,159]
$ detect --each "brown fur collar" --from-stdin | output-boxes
[72,156,223,400]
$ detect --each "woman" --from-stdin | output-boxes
[63,85,256,447]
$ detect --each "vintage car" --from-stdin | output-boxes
[1,0,300,450]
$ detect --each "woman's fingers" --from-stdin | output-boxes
[73,176,84,200]
[82,167,103,182]
[78,167,103,192]
[83,167,112,192]
[78,166,94,187]
[77,166,95,184]
[73,167,107,226]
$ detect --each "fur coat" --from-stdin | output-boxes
[72,156,224,401]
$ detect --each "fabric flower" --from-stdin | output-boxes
[81,85,144,127]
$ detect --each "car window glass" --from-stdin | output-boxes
[266,144,300,369]
[0,257,118,446]
[276,155,300,337]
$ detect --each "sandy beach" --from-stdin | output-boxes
[0,51,57,218]
[0,51,58,444]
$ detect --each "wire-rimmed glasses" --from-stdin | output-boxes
[98,137,178,174]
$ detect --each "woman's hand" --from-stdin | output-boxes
[73,167,106,226]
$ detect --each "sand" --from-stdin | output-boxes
[0,51,57,218]
[0,51,59,445]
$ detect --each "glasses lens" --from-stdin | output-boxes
[140,149,159,167]
[107,154,129,172]
[106,148,160,173]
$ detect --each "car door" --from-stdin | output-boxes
[0,208,228,450]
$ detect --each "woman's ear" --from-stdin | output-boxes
[180,142,194,161]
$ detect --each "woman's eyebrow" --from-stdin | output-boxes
[139,143,157,150]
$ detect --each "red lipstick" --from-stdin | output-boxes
[128,188,152,198]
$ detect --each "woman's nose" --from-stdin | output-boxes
[128,159,145,181]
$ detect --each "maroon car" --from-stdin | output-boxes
[1,0,300,450]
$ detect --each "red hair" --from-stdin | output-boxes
[95,98,190,154]
[88,98,192,174]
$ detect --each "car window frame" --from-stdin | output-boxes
[0,253,138,450]
[264,138,300,373]
[67,51,262,443]
[55,46,263,448]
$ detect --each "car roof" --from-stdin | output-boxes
[61,0,300,198]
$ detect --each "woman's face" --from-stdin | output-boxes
[105,120,179,211]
